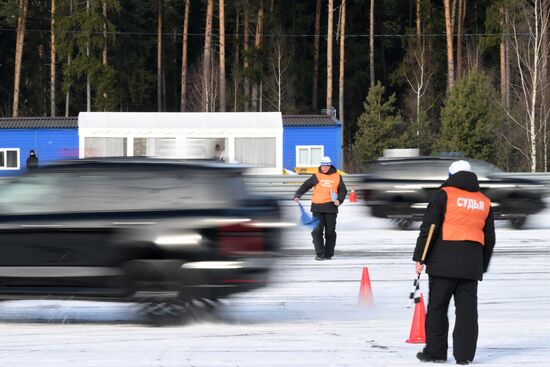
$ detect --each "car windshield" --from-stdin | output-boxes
[364,158,503,180]
[0,168,247,215]
[468,160,503,178]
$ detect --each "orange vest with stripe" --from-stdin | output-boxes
[442,186,491,245]
[312,172,341,204]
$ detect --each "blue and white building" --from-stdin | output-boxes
[0,117,78,176]
[282,114,342,172]
[1,113,343,176]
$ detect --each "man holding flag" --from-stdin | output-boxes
[413,160,496,365]
[294,156,347,261]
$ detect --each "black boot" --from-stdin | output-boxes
[416,352,447,363]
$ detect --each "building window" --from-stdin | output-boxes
[296,145,323,167]
[0,148,20,170]
[185,138,226,160]
[134,138,176,158]
[235,137,276,168]
[84,137,127,158]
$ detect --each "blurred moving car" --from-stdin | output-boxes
[0,159,283,324]
[361,157,546,229]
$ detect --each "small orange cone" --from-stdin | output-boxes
[349,188,357,203]
[406,292,427,343]
[358,267,374,306]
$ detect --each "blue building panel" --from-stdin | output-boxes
[0,129,78,176]
[283,126,342,171]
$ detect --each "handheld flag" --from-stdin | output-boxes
[407,224,436,307]
[298,202,320,229]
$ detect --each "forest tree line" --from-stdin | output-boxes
[1,0,550,172]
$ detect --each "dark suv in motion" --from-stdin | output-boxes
[0,159,282,323]
[361,157,546,229]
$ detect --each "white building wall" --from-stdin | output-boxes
[78,112,283,174]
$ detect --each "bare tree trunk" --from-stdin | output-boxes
[339,0,346,168]
[312,0,321,113]
[157,0,163,112]
[543,0,549,170]
[251,0,264,111]
[203,0,214,112]
[233,9,240,111]
[102,0,108,106]
[456,0,466,81]
[416,0,421,44]
[180,0,190,111]
[499,28,508,103]
[505,6,511,109]
[65,0,73,117]
[162,66,167,111]
[543,0,549,95]
[86,0,91,111]
[339,0,346,124]
[444,0,455,90]
[369,0,375,87]
[219,0,226,112]
[327,0,334,111]
[50,0,56,116]
[530,0,541,171]
[13,0,29,117]
[499,8,510,107]
[243,6,250,111]
[102,0,108,65]
[378,0,386,79]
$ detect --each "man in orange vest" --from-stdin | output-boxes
[294,156,348,260]
[413,160,495,365]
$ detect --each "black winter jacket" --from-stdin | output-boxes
[412,171,496,280]
[294,166,348,213]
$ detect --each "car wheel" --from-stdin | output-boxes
[138,295,219,326]
[139,298,187,326]
[397,219,412,230]
[510,217,527,229]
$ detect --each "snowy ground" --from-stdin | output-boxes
[0,201,549,366]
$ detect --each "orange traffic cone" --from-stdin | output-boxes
[349,188,357,203]
[406,292,427,343]
[358,267,374,306]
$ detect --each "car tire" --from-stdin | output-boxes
[396,219,412,230]
[139,297,219,326]
[139,298,188,326]
[510,217,527,229]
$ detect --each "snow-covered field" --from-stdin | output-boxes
[0,202,548,366]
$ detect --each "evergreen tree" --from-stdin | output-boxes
[57,0,119,112]
[352,82,404,163]
[437,71,499,162]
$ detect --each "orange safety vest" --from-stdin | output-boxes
[442,186,491,245]
[312,172,341,204]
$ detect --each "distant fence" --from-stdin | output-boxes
[3,172,550,199]
[243,174,364,199]
[244,172,550,198]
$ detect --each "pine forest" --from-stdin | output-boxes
[1,0,550,172]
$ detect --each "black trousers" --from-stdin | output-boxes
[424,275,479,362]
[311,212,337,258]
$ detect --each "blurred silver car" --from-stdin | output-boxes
[361,157,546,229]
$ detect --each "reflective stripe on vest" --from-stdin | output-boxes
[442,186,491,245]
[312,172,341,204]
